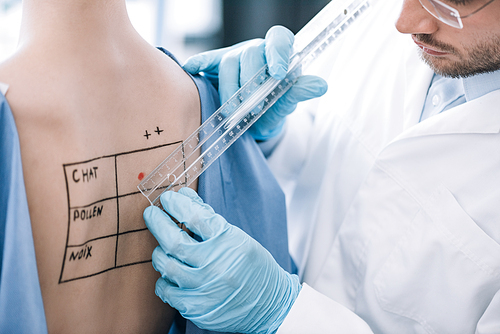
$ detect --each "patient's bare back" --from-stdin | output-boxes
[0,38,200,333]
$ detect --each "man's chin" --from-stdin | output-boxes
[419,50,500,79]
[420,55,470,78]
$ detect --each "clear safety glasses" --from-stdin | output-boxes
[418,0,496,29]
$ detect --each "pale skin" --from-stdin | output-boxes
[0,0,201,332]
[395,0,500,77]
[2,0,498,332]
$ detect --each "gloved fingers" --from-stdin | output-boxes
[272,75,328,116]
[178,187,204,205]
[239,42,266,86]
[218,39,263,104]
[155,277,209,317]
[152,246,206,287]
[248,75,327,141]
[218,48,243,104]
[264,26,295,80]
[182,40,250,75]
[182,49,222,76]
[156,277,213,317]
[160,190,228,241]
[155,277,179,308]
[144,205,198,253]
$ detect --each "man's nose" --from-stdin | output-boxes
[396,0,439,34]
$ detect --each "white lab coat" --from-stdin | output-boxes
[271,0,500,333]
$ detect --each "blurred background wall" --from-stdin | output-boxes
[0,0,329,63]
[221,0,329,46]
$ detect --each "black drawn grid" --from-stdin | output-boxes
[59,142,184,284]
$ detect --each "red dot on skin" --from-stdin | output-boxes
[138,172,145,181]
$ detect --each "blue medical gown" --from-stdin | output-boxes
[0,93,47,333]
[0,49,293,334]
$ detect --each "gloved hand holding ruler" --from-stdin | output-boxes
[138,0,370,207]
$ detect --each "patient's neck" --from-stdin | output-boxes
[18,0,140,51]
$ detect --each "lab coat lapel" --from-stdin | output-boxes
[396,89,500,143]
[399,43,500,141]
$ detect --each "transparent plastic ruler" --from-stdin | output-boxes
[139,0,370,206]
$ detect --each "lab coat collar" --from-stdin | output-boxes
[396,89,500,143]
[400,43,500,141]
[463,70,500,102]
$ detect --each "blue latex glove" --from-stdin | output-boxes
[143,187,301,334]
[183,25,328,141]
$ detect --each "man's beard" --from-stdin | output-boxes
[415,33,500,78]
